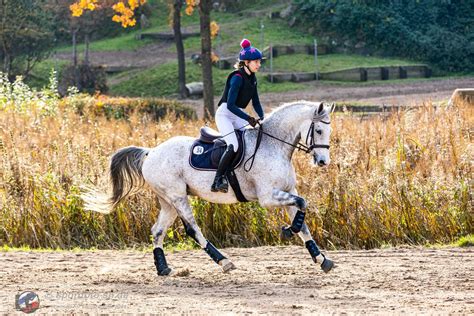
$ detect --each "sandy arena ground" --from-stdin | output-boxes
[1,246,473,314]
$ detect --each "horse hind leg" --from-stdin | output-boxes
[286,205,334,273]
[151,199,178,276]
[173,196,236,273]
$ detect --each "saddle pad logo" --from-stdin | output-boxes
[193,146,204,155]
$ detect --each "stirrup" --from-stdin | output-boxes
[216,182,228,193]
[211,176,228,193]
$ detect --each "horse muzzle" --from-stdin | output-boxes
[313,154,329,167]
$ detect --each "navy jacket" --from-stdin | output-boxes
[218,68,264,121]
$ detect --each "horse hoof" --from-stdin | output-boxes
[157,267,172,276]
[320,258,334,273]
[219,259,236,273]
[280,226,294,240]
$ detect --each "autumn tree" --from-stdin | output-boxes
[52,0,121,91]
[71,0,219,117]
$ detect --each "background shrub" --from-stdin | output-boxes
[293,0,474,72]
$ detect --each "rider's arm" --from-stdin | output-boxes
[252,84,264,120]
[227,74,251,121]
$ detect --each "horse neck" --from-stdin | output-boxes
[262,104,313,159]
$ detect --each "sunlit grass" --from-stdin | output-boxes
[456,235,474,247]
[271,53,421,73]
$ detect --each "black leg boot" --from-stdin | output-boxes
[211,144,236,193]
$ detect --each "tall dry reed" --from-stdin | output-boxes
[1,93,472,249]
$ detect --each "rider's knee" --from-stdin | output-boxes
[227,142,238,152]
[226,144,237,153]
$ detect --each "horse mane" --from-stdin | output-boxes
[263,100,328,125]
[264,101,310,121]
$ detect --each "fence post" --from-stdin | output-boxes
[260,20,265,71]
[314,38,319,80]
[270,43,273,83]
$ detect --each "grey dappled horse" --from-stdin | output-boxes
[83,101,335,275]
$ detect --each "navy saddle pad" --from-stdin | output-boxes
[189,127,246,171]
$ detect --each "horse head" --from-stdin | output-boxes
[298,102,335,167]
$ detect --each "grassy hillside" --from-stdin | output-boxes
[109,54,427,98]
[27,0,462,95]
[53,0,296,54]
[108,60,306,97]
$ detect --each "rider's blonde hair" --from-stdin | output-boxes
[233,60,246,70]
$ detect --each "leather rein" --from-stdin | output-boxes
[244,113,331,172]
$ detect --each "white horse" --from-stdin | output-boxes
[84,101,335,275]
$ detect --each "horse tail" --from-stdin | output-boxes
[82,146,149,214]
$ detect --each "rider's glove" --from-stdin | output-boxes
[247,116,258,127]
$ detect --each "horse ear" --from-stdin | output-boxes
[318,102,324,114]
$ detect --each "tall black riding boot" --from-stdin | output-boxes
[211,144,236,193]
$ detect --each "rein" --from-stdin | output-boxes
[243,119,331,172]
[243,124,263,172]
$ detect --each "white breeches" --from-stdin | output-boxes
[215,102,248,152]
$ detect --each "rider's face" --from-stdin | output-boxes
[246,59,261,73]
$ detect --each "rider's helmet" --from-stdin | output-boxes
[238,39,263,61]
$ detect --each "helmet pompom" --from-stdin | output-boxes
[240,39,251,49]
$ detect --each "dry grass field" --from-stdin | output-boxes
[1,79,472,249]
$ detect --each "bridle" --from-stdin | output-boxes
[244,108,331,171]
[305,110,331,152]
[264,108,331,153]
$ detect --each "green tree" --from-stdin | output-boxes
[0,0,55,79]
[293,0,474,72]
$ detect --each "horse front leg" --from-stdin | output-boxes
[270,189,308,239]
[286,205,334,273]
[172,196,236,273]
[260,189,334,273]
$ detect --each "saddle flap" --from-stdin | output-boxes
[190,129,246,171]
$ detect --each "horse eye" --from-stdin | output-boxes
[316,129,322,135]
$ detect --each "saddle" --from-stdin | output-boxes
[189,126,246,171]
[189,126,248,202]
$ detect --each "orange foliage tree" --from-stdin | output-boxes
[70,0,219,116]
[70,0,146,27]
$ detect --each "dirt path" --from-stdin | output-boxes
[261,77,474,106]
[182,77,474,118]
[1,246,472,314]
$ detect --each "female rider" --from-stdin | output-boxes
[211,39,264,193]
